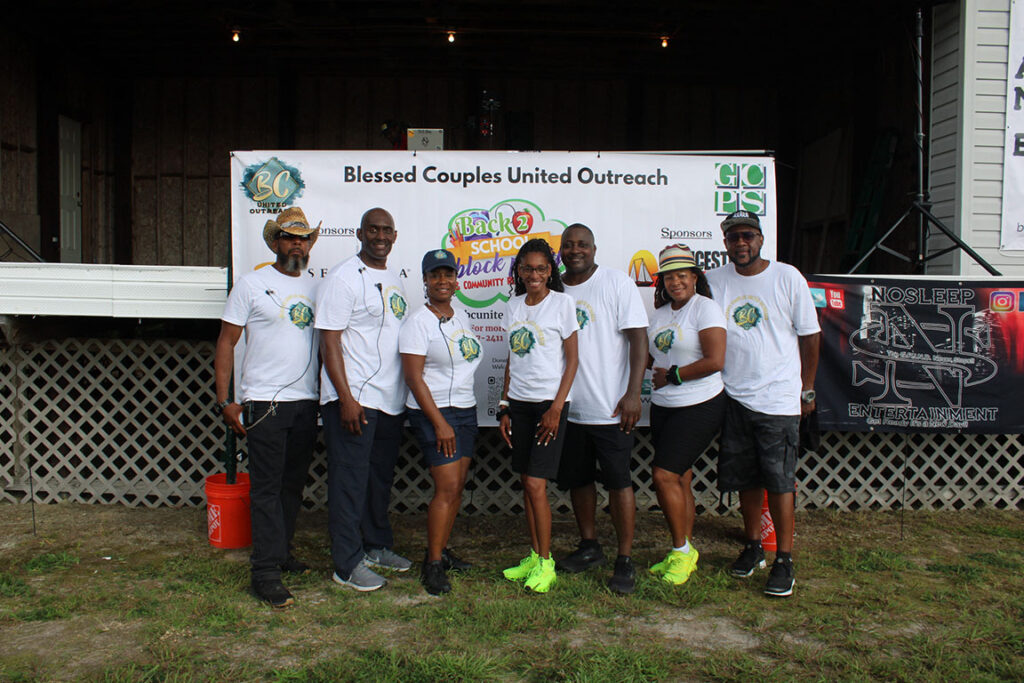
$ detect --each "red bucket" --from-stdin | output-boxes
[205,472,251,549]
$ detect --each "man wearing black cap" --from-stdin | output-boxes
[215,206,321,608]
[705,209,820,598]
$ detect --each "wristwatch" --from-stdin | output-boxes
[800,390,816,404]
[215,399,232,413]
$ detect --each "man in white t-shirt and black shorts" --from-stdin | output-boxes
[705,210,820,598]
[215,206,321,608]
[555,224,649,594]
[316,207,412,593]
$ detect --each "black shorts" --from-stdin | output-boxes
[717,397,798,494]
[650,391,725,475]
[556,422,634,491]
[509,398,570,480]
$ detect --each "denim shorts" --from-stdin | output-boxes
[407,406,478,468]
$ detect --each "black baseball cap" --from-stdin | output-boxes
[720,210,762,233]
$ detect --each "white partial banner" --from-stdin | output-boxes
[230,150,777,425]
[1002,0,1024,251]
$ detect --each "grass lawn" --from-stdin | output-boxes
[1,503,1021,682]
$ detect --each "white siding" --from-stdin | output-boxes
[959,0,1024,275]
[929,3,963,274]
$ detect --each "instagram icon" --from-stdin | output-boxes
[990,291,1015,312]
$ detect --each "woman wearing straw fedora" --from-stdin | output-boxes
[400,249,482,596]
[646,243,727,585]
[499,238,579,594]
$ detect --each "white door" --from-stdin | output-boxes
[58,116,82,263]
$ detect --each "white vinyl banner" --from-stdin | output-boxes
[1002,0,1024,251]
[230,151,777,424]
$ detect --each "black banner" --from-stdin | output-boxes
[807,276,1024,433]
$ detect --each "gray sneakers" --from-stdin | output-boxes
[364,547,412,572]
[332,560,386,592]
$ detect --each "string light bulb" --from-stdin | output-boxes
[447,30,455,43]
[661,36,669,48]
[232,28,241,42]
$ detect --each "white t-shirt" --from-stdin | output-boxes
[647,294,725,408]
[314,255,409,414]
[506,290,579,402]
[706,261,820,416]
[563,266,648,424]
[399,305,482,410]
[221,266,319,402]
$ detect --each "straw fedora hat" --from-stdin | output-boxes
[262,207,321,249]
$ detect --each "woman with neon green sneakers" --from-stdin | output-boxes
[498,239,579,593]
[647,244,727,585]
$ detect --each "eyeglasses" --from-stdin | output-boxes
[276,231,311,241]
[518,264,551,276]
[725,230,760,244]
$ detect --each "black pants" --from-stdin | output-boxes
[245,400,317,581]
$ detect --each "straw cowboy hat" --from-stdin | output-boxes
[262,207,321,249]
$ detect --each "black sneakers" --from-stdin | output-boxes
[281,556,311,574]
[420,559,452,595]
[556,539,607,573]
[764,557,795,597]
[441,547,472,573]
[607,555,636,594]
[251,578,294,608]
[729,541,767,578]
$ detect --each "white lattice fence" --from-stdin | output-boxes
[1,338,1022,512]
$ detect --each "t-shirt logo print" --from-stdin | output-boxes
[732,303,763,330]
[509,327,536,357]
[389,293,407,319]
[458,336,481,362]
[289,302,314,329]
[576,307,590,330]
[653,328,675,353]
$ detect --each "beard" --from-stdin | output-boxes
[278,253,309,274]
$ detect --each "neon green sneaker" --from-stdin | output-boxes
[503,550,539,581]
[525,556,557,593]
[662,546,699,586]
[649,551,674,576]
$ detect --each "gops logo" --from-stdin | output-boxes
[714,163,766,216]
[240,157,305,206]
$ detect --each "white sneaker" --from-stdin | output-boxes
[364,548,412,572]
[332,560,386,592]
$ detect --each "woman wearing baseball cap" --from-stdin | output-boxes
[400,249,482,596]
[646,244,727,585]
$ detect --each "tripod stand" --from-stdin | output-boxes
[847,7,1002,276]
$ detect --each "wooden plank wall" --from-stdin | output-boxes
[0,31,39,254]
[129,74,781,267]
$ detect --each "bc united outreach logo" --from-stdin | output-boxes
[458,336,482,362]
[289,302,314,330]
[654,329,675,353]
[732,303,763,330]
[509,327,536,357]
[576,307,590,330]
[240,157,305,208]
[389,293,407,320]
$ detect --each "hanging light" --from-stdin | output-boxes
[232,28,241,43]
[660,36,669,48]
[447,30,456,43]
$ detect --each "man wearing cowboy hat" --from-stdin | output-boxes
[215,206,321,608]
[705,209,820,598]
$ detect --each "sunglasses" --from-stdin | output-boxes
[725,230,760,244]
[276,231,311,241]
